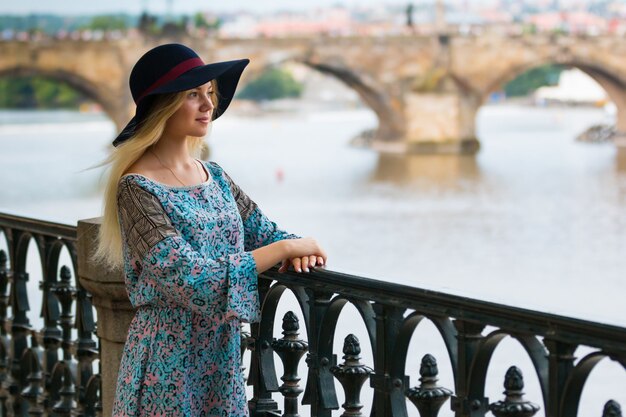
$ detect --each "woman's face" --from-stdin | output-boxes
[163,81,215,138]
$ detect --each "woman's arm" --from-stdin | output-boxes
[253,238,327,274]
[118,177,261,322]
[250,240,289,274]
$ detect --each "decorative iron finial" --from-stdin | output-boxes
[271,311,308,417]
[60,266,71,282]
[51,266,76,307]
[406,354,452,417]
[603,400,622,417]
[282,311,300,333]
[343,334,361,356]
[504,366,525,391]
[50,265,77,361]
[489,366,540,417]
[420,353,439,378]
[52,363,77,413]
[20,349,44,416]
[331,334,373,417]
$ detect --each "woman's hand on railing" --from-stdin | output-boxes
[278,237,327,273]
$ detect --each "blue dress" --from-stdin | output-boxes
[112,160,298,416]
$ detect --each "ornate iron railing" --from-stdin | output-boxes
[0,213,100,416]
[253,270,625,417]
[0,211,624,417]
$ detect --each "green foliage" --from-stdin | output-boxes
[238,68,303,101]
[193,13,220,29]
[504,65,564,97]
[0,14,136,34]
[0,78,34,108]
[0,77,85,109]
[81,15,128,31]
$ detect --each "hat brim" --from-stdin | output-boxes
[112,59,249,147]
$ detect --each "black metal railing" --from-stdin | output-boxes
[250,269,625,417]
[0,211,624,417]
[0,213,100,416]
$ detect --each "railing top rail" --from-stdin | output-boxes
[263,269,626,354]
[0,212,77,240]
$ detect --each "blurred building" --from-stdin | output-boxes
[607,17,626,35]
[255,9,352,37]
[217,13,259,38]
[526,11,608,34]
[219,8,355,38]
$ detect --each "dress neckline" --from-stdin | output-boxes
[121,159,213,191]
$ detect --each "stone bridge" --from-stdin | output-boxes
[2,35,626,154]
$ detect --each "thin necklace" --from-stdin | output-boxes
[149,148,203,187]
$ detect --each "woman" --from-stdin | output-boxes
[93,43,327,416]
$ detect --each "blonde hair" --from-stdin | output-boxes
[91,81,218,271]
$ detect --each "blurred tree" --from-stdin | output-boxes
[194,12,209,29]
[504,65,564,97]
[0,77,84,109]
[193,12,221,30]
[238,68,303,101]
[82,15,128,31]
[0,78,36,108]
[0,14,134,34]
[191,12,221,37]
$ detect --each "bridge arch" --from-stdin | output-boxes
[483,56,626,101]
[479,58,626,132]
[301,60,405,140]
[0,66,124,129]
[243,56,405,142]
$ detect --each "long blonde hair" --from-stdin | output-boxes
[91,81,218,271]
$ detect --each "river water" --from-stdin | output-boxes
[0,104,624,414]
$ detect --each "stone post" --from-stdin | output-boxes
[76,217,134,417]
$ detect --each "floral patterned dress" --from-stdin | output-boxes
[112,160,298,416]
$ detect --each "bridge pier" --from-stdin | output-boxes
[369,90,481,155]
[579,66,626,149]
[403,91,480,154]
[603,91,626,150]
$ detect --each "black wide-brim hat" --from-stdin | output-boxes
[112,43,249,147]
